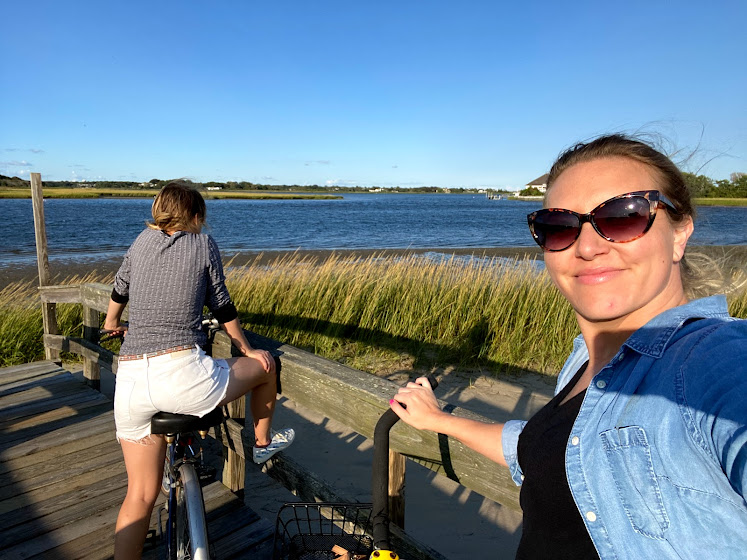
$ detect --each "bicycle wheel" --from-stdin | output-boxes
[174,463,210,560]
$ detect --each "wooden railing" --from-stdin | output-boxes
[38,282,523,555]
[28,173,525,559]
[39,282,522,509]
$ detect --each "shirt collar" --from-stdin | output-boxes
[622,295,730,358]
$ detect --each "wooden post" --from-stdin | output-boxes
[211,330,246,493]
[389,450,406,529]
[82,305,101,391]
[30,173,61,363]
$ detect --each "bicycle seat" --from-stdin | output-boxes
[150,407,225,435]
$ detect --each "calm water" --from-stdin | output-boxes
[2,194,746,268]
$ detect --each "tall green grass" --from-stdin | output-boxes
[0,279,87,367]
[226,254,576,375]
[225,253,747,376]
[2,256,746,377]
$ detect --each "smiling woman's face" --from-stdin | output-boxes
[543,156,693,329]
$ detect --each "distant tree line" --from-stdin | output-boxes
[2,172,745,197]
[681,172,747,198]
[0,174,510,195]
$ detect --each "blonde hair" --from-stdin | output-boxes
[148,182,206,234]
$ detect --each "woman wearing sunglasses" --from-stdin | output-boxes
[390,134,746,559]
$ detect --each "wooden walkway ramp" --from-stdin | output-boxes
[0,361,275,559]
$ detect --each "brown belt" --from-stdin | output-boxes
[118,345,195,362]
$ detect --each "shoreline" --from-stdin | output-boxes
[3,244,746,288]
[0,246,543,287]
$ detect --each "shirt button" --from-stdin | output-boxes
[617,353,625,362]
[596,380,607,389]
[571,436,580,446]
[586,511,597,522]
[520,474,525,481]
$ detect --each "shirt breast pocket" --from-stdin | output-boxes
[599,426,670,539]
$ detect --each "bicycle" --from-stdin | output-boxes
[152,405,225,560]
[101,316,226,560]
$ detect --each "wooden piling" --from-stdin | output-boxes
[30,173,61,363]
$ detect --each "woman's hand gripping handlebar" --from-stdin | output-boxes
[371,375,439,556]
[99,324,128,342]
[388,375,444,432]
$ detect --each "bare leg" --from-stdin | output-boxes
[220,355,277,446]
[115,436,166,560]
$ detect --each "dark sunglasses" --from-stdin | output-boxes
[527,190,678,252]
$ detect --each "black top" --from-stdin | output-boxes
[515,364,599,559]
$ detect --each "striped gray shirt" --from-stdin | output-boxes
[114,228,234,355]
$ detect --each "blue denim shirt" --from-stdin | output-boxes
[502,296,747,559]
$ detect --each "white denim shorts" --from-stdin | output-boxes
[114,345,230,443]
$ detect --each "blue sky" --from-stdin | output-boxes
[1,1,745,189]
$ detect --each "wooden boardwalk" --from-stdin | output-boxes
[0,361,275,559]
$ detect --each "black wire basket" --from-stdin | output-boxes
[273,502,374,560]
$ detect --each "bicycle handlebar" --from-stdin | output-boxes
[371,374,438,551]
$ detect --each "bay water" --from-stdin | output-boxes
[2,194,745,269]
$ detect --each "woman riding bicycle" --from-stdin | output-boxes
[105,181,295,559]
[391,134,747,559]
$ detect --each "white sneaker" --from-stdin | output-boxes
[253,428,295,464]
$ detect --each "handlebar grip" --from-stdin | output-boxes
[371,374,438,550]
[98,329,125,341]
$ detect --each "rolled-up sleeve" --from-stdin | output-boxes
[112,248,132,302]
[205,235,236,322]
[502,419,528,486]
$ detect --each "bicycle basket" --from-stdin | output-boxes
[273,502,374,560]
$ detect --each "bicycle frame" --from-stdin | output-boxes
[159,429,212,560]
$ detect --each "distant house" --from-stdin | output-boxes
[526,173,549,193]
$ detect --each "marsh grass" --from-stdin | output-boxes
[2,256,746,377]
[0,272,112,367]
[226,253,578,376]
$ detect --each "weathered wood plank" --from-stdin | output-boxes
[0,412,114,462]
[82,305,101,390]
[212,518,275,559]
[1,498,122,558]
[389,450,406,529]
[0,370,73,397]
[0,439,121,489]
[211,418,247,461]
[0,402,113,446]
[80,282,123,318]
[0,373,82,404]
[0,449,125,507]
[44,334,118,374]
[0,358,278,560]
[31,172,61,363]
[58,480,252,560]
[37,283,114,313]
[0,361,66,385]
[0,389,108,425]
[0,430,112,475]
[211,330,248,493]
[38,284,82,304]
[50,491,168,560]
[0,477,127,549]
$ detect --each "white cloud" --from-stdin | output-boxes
[4,148,44,154]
